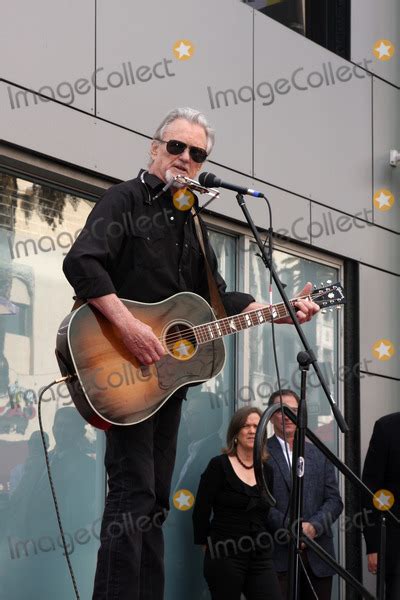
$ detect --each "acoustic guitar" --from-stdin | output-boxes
[55,283,345,429]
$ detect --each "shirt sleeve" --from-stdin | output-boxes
[63,186,130,299]
[196,215,255,316]
[192,456,224,545]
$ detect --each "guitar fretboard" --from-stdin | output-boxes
[194,297,309,344]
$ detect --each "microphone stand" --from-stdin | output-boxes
[377,515,387,599]
[235,192,348,434]
[287,351,312,600]
[235,191,347,599]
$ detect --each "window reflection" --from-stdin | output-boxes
[0,173,104,599]
[244,0,350,59]
[244,0,305,34]
[246,244,340,450]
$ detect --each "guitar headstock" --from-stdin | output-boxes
[311,281,346,313]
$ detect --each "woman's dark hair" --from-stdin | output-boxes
[222,406,269,462]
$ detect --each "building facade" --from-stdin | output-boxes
[0,1,399,598]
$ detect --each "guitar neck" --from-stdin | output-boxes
[194,297,307,344]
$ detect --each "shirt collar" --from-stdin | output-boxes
[139,169,165,191]
[276,434,293,452]
[138,169,200,210]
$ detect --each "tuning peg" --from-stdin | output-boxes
[329,308,333,312]
[321,309,327,314]
[326,279,332,284]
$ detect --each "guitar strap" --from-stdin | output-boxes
[71,297,85,311]
[191,207,227,320]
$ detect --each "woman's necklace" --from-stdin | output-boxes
[236,451,253,470]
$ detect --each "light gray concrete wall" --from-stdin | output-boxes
[1,1,398,269]
[0,1,399,595]
[352,0,400,87]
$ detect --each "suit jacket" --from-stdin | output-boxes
[362,413,400,561]
[266,435,343,577]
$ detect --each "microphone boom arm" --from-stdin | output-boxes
[173,175,220,200]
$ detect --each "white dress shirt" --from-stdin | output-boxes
[276,434,293,468]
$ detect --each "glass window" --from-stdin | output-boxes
[0,171,344,598]
[244,242,341,449]
[242,241,343,599]
[245,0,351,59]
[250,0,305,35]
[0,172,104,600]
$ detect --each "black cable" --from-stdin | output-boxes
[38,376,81,600]
[259,197,293,499]
[297,549,319,599]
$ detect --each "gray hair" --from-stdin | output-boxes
[151,107,215,157]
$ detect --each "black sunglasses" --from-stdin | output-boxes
[156,138,208,163]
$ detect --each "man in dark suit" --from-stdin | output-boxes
[362,412,400,600]
[266,389,343,599]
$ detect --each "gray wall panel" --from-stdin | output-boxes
[0,1,95,113]
[203,163,311,243]
[253,11,373,216]
[352,0,400,88]
[372,78,400,233]
[359,265,400,380]
[360,376,400,595]
[96,0,253,174]
[0,83,148,179]
[310,203,399,275]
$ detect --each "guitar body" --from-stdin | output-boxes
[56,292,225,429]
[56,282,345,430]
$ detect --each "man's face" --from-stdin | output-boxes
[148,118,208,183]
[271,394,298,439]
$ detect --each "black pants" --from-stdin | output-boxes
[92,395,183,600]
[386,572,400,600]
[277,553,332,600]
[203,549,282,600]
[385,545,400,600]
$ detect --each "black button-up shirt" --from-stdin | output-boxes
[63,170,254,316]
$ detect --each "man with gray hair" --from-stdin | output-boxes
[63,107,319,599]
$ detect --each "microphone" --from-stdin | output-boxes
[199,172,264,198]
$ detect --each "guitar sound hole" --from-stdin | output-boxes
[164,322,197,361]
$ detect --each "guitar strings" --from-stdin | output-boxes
[159,291,329,346]
[157,290,333,347]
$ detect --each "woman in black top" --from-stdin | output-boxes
[192,406,282,600]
